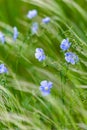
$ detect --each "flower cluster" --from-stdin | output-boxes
[0,9,79,97]
[27,9,52,96]
[32,10,79,95]
[60,38,79,65]
[27,9,50,34]
[0,9,51,95]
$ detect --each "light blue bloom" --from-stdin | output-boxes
[27,9,37,19]
[31,22,38,34]
[40,80,53,96]
[65,52,79,64]
[13,27,18,41]
[0,64,8,74]
[60,39,71,51]
[0,32,5,44]
[35,48,46,62]
[42,17,50,24]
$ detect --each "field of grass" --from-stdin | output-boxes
[0,0,87,130]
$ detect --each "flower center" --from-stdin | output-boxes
[45,86,48,90]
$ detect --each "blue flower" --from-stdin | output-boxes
[13,27,18,41]
[0,32,5,44]
[40,80,53,96]
[35,48,46,62]
[42,17,50,24]
[31,22,38,34]
[27,9,37,19]
[65,52,79,64]
[60,39,71,51]
[0,64,8,74]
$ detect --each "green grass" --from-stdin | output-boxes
[0,0,87,129]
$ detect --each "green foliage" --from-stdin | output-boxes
[0,0,87,129]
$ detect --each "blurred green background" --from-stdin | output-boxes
[0,0,87,130]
